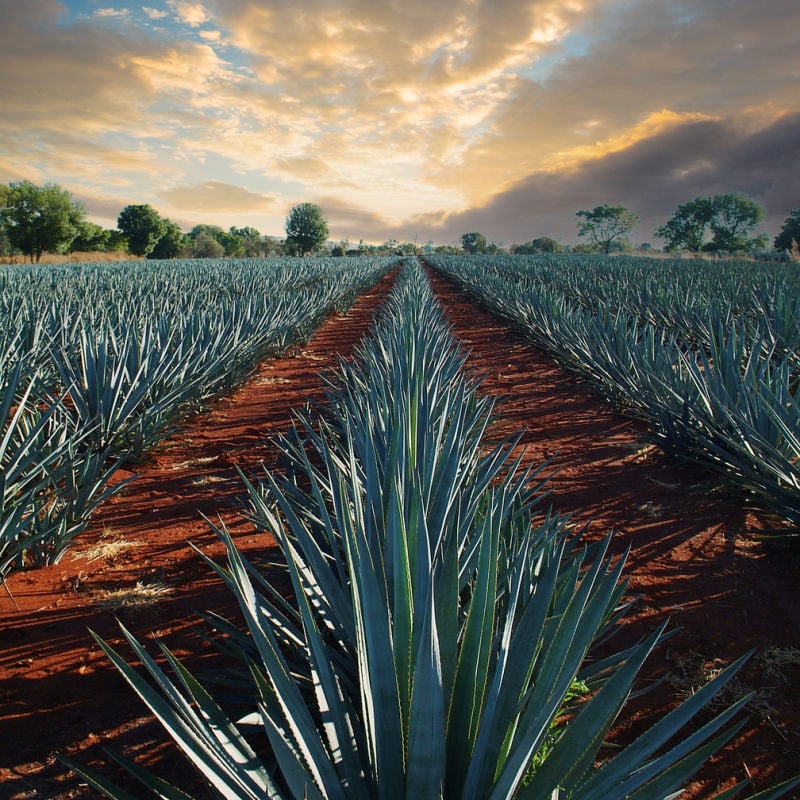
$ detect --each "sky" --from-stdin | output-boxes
[1,0,798,247]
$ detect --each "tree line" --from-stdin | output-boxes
[467,194,799,259]
[2,179,799,263]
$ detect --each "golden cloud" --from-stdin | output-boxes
[167,1,209,27]
[159,181,276,213]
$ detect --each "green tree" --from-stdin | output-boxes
[105,230,129,252]
[117,204,167,257]
[379,238,400,255]
[70,221,112,252]
[461,231,488,254]
[187,231,225,258]
[512,237,563,254]
[655,193,766,254]
[230,226,263,257]
[262,235,283,257]
[150,220,186,259]
[0,180,85,262]
[775,209,800,253]
[576,204,638,255]
[654,198,714,252]
[187,224,232,257]
[285,203,329,255]
[0,222,10,258]
[706,192,766,254]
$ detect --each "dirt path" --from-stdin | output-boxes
[1,263,798,799]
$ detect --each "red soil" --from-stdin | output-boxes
[1,264,798,799]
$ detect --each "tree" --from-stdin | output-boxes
[70,221,113,252]
[284,203,328,255]
[655,193,766,254]
[654,197,714,252]
[511,237,563,254]
[187,232,225,258]
[706,192,766,254]
[117,204,167,257]
[461,232,488,254]
[775,209,800,253]
[230,226,263,257]
[576,204,637,255]
[0,180,85,262]
[150,220,186,259]
[0,222,11,258]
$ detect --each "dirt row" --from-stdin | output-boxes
[1,263,798,799]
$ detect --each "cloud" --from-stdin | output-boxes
[167,1,209,27]
[1,0,797,242]
[427,0,800,202]
[274,157,337,181]
[143,7,169,20]
[312,196,394,241]
[93,8,131,20]
[117,43,239,95]
[420,112,800,246]
[159,181,276,213]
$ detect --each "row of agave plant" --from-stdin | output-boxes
[425,254,800,532]
[0,257,393,577]
[478,254,800,367]
[62,260,798,798]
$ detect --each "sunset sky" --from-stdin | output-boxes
[2,0,798,247]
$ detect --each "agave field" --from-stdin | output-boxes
[427,253,800,532]
[1,255,799,799]
[0,256,392,576]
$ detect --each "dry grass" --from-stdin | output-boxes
[170,455,219,471]
[191,474,229,487]
[91,581,172,611]
[254,375,292,386]
[74,529,141,564]
[1,251,138,265]
[667,647,800,724]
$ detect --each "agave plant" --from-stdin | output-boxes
[0,362,128,575]
[61,261,799,799]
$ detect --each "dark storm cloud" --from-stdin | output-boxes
[424,113,800,246]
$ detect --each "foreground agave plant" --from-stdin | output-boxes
[62,260,799,799]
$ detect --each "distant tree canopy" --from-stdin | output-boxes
[654,198,713,253]
[231,226,263,257]
[576,204,637,255]
[511,237,563,254]
[707,193,767,253]
[184,232,222,258]
[117,204,168,257]
[774,209,800,253]
[150,220,186,259]
[285,203,328,255]
[0,180,85,262]
[461,231,488,254]
[70,220,127,253]
[655,193,767,254]
[71,221,111,252]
